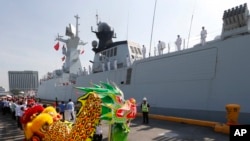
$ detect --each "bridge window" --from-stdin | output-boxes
[110,48,113,57]
[137,48,142,55]
[134,46,138,54]
[107,49,110,57]
[114,47,117,56]
[130,46,135,53]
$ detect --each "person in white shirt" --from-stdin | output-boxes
[66,99,75,121]
[175,35,182,51]
[15,101,26,130]
[200,26,207,46]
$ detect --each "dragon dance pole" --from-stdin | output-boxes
[108,124,112,141]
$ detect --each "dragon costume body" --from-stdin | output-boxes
[22,82,136,141]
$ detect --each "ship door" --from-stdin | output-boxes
[126,68,132,84]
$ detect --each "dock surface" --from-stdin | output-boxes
[0,114,229,141]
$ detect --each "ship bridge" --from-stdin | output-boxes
[90,22,143,73]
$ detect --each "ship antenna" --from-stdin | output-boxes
[96,10,99,26]
[187,0,196,48]
[126,11,130,40]
[75,15,80,37]
[149,0,157,57]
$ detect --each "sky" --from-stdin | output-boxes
[0,0,249,91]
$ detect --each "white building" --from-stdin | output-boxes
[8,71,39,92]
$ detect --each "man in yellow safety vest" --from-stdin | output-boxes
[141,97,150,124]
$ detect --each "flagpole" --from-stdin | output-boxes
[149,0,157,57]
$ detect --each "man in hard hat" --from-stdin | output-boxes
[141,97,150,124]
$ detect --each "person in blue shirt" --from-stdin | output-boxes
[58,101,66,121]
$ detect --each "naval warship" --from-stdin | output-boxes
[37,3,250,123]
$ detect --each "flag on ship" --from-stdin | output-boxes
[54,42,60,51]
[80,49,84,54]
[62,56,65,61]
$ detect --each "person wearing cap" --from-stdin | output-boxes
[141,97,150,124]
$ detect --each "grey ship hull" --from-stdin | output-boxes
[38,34,250,123]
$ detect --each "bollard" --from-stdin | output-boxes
[226,104,240,125]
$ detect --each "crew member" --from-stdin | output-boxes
[175,35,182,51]
[141,97,150,124]
[200,26,207,46]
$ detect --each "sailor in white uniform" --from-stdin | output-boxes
[200,26,207,46]
[175,35,182,51]
[157,41,162,55]
[157,40,166,55]
[142,45,146,59]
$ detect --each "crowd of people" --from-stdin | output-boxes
[0,96,103,141]
[0,96,40,130]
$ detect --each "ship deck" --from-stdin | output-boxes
[0,113,229,141]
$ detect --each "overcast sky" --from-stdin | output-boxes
[0,0,249,91]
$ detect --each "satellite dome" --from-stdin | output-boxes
[92,40,98,48]
[98,22,111,32]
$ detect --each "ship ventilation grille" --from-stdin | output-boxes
[126,68,132,84]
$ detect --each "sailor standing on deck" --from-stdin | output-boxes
[175,35,182,51]
[142,45,146,59]
[157,40,165,55]
[200,26,207,46]
[157,41,162,55]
